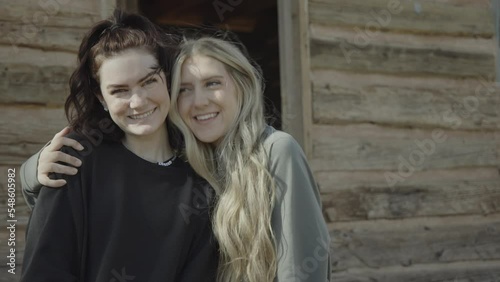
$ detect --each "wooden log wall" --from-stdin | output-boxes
[0,1,106,280]
[308,0,500,280]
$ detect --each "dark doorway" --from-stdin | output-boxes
[140,0,282,129]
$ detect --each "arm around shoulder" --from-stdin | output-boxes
[21,144,47,210]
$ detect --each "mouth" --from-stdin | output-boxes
[194,112,218,121]
[129,108,156,120]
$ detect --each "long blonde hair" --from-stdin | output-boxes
[169,37,277,282]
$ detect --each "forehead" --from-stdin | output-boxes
[99,48,158,83]
[181,55,227,79]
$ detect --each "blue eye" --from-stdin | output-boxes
[143,78,157,86]
[206,81,221,87]
[179,87,192,95]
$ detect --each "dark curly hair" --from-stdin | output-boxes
[65,9,181,147]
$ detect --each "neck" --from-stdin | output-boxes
[122,126,173,163]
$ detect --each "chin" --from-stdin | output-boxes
[126,124,162,137]
[193,133,220,145]
[189,126,225,144]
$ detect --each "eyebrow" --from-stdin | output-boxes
[180,75,224,85]
[106,68,160,89]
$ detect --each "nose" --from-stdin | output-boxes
[193,88,209,108]
[129,88,147,109]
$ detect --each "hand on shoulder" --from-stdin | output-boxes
[38,127,85,187]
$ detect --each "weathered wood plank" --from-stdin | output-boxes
[0,106,66,164]
[0,24,87,53]
[332,261,500,282]
[330,214,500,271]
[0,143,51,167]
[316,168,500,192]
[312,70,500,130]
[319,168,500,222]
[278,0,312,155]
[0,46,75,105]
[310,25,496,78]
[497,131,500,171]
[309,0,495,37]
[0,0,100,29]
[496,0,500,82]
[310,124,498,171]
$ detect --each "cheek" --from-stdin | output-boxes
[227,96,240,122]
[226,84,239,120]
[106,100,126,113]
[155,83,170,102]
[155,91,170,109]
[104,103,126,126]
[177,98,191,122]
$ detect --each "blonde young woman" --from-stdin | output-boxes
[21,37,330,281]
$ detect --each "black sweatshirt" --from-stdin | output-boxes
[21,134,219,282]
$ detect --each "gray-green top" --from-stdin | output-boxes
[263,126,330,282]
[20,145,45,210]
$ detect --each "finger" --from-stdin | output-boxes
[54,126,71,138]
[59,137,84,152]
[50,137,84,152]
[46,129,69,150]
[51,151,82,167]
[39,175,67,188]
[41,162,79,175]
[48,127,73,150]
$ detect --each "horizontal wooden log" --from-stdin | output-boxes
[318,168,500,222]
[310,124,498,171]
[309,0,495,37]
[316,167,500,192]
[0,45,77,66]
[309,25,496,78]
[0,46,75,105]
[332,261,500,282]
[312,70,500,130]
[0,24,87,53]
[0,143,51,167]
[330,214,500,271]
[0,0,100,29]
[0,106,67,164]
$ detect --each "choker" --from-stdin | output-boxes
[158,155,176,167]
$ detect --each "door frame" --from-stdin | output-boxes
[277,0,312,157]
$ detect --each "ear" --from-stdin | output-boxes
[95,93,104,104]
[96,94,108,111]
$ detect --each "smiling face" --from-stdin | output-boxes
[97,48,170,142]
[177,55,239,144]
